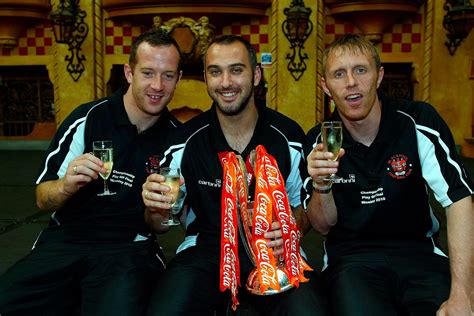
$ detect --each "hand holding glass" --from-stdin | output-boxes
[93,140,116,196]
[321,121,343,182]
[160,167,182,226]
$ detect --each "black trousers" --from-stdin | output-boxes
[147,245,328,316]
[323,250,450,316]
[0,228,165,316]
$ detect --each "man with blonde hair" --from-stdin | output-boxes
[304,34,473,315]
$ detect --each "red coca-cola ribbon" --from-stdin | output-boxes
[218,152,246,310]
[253,145,312,288]
[218,146,311,309]
[253,156,279,292]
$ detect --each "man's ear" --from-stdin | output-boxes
[203,69,207,85]
[176,70,183,88]
[321,77,331,97]
[253,64,262,87]
[124,64,133,84]
[376,66,384,88]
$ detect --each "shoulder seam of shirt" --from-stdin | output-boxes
[269,124,302,149]
[36,99,109,183]
[160,123,210,166]
[397,109,473,195]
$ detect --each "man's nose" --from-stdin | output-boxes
[346,72,357,87]
[221,72,233,88]
[151,76,163,90]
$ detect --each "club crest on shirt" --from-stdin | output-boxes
[386,154,412,179]
[145,154,161,174]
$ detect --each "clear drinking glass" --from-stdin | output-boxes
[321,121,343,182]
[93,140,116,196]
[159,167,182,226]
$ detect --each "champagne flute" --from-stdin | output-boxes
[93,140,116,196]
[321,121,343,182]
[160,167,181,226]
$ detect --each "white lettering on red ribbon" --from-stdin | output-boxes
[254,193,271,236]
[255,239,277,286]
[264,162,281,187]
[260,261,277,286]
[222,243,237,288]
[224,173,233,193]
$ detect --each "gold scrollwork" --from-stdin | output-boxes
[153,15,215,65]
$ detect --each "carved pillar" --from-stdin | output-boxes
[267,0,279,111]
[315,0,325,124]
[94,0,104,99]
[422,0,434,103]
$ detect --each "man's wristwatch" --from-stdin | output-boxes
[312,180,332,194]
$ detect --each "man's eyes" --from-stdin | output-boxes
[355,67,367,74]
[207,68,243,76]
[334,71,345,78]
[209,69,221,76]
[163,73,176,81]
[231,68,243,74]
[141,72,176,80]
[333,67,366,78]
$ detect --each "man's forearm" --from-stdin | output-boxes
[446,196,474,301]
[36,179,72,211]
[306,191,338,235]
[294,205,311,236]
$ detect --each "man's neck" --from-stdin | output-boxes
[342,102,382,147]
[217,104,258,154]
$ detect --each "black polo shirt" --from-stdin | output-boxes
[303,93,473,261]
[161,102,307,253]
[36,89,181,241]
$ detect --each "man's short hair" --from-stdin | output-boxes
[129,29,182,71]
[322,34,381,76]
[204,35,258,70]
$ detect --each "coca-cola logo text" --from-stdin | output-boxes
[255,239,277,286]
[254,193,271,235]
[222,243,237,288]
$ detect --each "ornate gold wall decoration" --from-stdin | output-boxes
[282,0,313,81]
[153,16,215,68]
[49,0,89,82]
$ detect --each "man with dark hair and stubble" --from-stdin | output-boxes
[142,35,328,315]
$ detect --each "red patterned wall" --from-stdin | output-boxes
[105,20,148,55]
[0,12,421,57]
[325,13,423,53]
[103,15,270,57]
[217,16,270,54]
[1,22,53,56]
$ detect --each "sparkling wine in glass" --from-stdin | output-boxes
[160,167,181,226]
[321,121,343,182]
[93,140,116,196]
